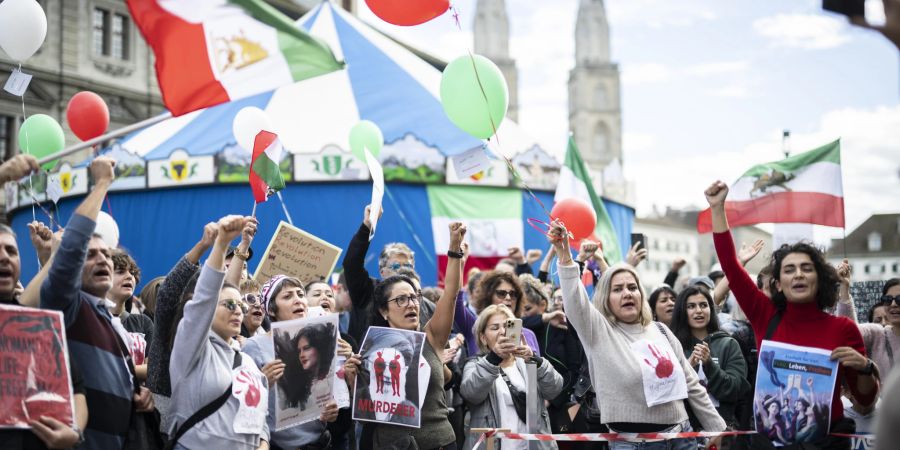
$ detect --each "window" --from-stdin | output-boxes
[868,232,882,252]
[864,264,870,274]
[93,7,130,60]
[592,123,609,158]
[0,115,12,160]
[892,263,898,274]
[594,84,608,110]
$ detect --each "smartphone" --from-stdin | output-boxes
[505,318,523,345]
[631,233,647,253]
[822,0,865,17]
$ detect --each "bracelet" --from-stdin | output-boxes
[232,247,251,261]
[447,249,464,259]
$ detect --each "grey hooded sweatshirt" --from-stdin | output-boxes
[169,263,270,449]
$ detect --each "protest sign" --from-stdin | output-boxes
[0,305,74,429]
[364,148,384,241]
[254,221,342,286]
[849,280,888,323]
[352,327,427,428]
[754,340,839,446]
[271,314,339,431]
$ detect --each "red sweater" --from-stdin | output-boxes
[713,231,875,423]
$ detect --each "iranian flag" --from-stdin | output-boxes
[250,130,285,203]
[697,140,844,233]
[555,136,623,262]
[127,0,343,116]
[428,185,523,283]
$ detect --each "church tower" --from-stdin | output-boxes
[474,0,518,122]
[568,0,622,185]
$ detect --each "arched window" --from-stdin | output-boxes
[592,123,609,157]
[594,84,608,110]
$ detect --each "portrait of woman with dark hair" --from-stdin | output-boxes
[274,320,338,412]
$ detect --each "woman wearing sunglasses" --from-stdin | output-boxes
[835,273,900,382]
[168,215,271,449]
[240,280,268,340]
[454,271,542,359]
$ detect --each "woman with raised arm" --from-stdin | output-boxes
[550,220,725,450]
[168,215,270,450]
[704,180,878,449]
[834,271,900,381]
[344,223,466,450]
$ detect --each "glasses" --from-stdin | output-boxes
[388,294,421,308]
[219,300,248,314]
[494,289,519,300]
[881,295,900,306]
[388,262,414,271]
[243,294,261,307]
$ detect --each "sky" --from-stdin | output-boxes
[352,0,900,244]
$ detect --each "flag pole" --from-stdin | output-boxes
[251,202,258,218]
[36,112,174,166]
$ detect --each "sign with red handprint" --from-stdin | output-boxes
[231,365,268,435]
[630,338,688,407]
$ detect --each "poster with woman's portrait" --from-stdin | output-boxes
[271,314,339,431]
[352,326,427,428]
[754,340,839,446]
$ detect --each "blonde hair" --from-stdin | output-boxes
[473,304,516,355]
[594,264,653,327]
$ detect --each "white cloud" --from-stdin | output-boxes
[753,14,852,49]
[607,0,717,29]
[623,132,657,155]
[684,60,750,77]
[621,62,671,84]
[709,85,750,98]
[631,105,900,241]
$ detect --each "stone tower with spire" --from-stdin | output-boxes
[569,0,622,195]
[473,0,518,122]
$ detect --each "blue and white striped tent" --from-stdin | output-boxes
[9,1,633,288]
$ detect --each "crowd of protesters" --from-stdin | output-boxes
[0,154,897,450]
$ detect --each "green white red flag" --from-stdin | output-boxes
[250,130,285,203]
[554,136,623,263]
[697,140,844,233]
[127,0,343,116]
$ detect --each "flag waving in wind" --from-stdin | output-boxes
[697,140,844,233]
[250,130,285,203]
[555,136,623,263]
[127,0,344,116]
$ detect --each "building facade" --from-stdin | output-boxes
[473,0,517,122]
[828,213,900,282]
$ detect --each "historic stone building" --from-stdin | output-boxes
[473,0,518,123]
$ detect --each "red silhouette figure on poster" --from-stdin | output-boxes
[374,351,386,394]
[643,343,674,378]
[389,354,402,396]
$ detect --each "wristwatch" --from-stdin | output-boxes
[857,359,875,376]
[72,424,85,445]
[447,249,464,259]
[232,247,251,261]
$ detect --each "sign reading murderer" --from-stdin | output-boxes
[254,221,342,286]
[849,280,888,323]
[352,327,427,428]
[0,305,74,429]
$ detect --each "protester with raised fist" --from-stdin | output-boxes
[705,180,878,448]
[551,219,725,450]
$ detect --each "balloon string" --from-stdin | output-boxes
[450,4,461,30]
[23,188,58,229]
[17,63,36,223]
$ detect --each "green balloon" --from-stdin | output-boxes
[349,120,384,162]
[440,54,509,139]
[19,114,64,170]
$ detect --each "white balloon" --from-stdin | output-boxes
[0,0,48,62]
[95,211,120,249]
[232,107,272,151]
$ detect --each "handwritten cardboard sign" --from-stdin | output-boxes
[253,221,342,286]
[849,280,888,323]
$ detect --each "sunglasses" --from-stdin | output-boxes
[388,294,420,308]
[243,294,262,307]
[881,295,900,306]
[494,289,519,299]
[388,262,414,271]
[220,300,249,314]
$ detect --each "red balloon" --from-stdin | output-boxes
[365,0,450,26]
[551,198,597,241]
[66,91,109,142]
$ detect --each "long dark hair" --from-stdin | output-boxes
[167,272,200,354]
[372,275,416,328]
[670,286,720,350]
[768,242,840,311]
[474,271,524,316]
[275,322,337,409]
[649,286,676,320]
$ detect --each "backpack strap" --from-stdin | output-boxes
[765,311,783,340]
[165,350,242,450]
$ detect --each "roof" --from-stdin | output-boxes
[830,213,900,256]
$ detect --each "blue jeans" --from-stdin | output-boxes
[608,421,697,450]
